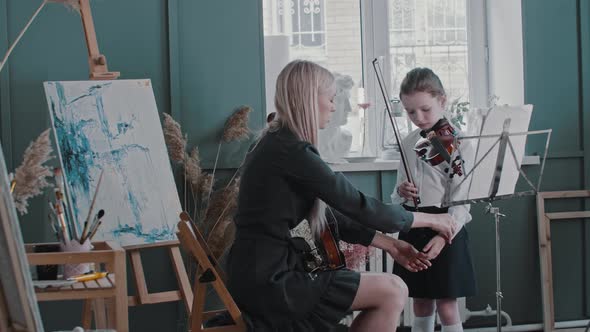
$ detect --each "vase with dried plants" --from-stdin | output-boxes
[162,106,252,260]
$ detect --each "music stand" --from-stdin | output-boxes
[440,104,551,332]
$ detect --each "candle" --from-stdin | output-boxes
[357,87,366,105]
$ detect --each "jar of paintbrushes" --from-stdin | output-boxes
[48,168,105,279]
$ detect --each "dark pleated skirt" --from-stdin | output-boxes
[393,206,477,299]
[246,269,360,332]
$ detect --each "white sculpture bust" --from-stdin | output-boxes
[319,73,354,163]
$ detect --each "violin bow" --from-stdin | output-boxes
[372,58,421,207]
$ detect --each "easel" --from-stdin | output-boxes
[536,190,590,332]
[124,240,192,312]
[76,0,192,328]
[79,0,119,80]
[176,212,246,332]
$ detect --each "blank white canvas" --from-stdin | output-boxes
[44,79,182,246]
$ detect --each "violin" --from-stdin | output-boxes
[413,118,464,177]
[294,221,345,276]
[319,225,345,270]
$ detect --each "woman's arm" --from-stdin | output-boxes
[284,142,456,238]
[284,143,414,233]
[327,208,376,246]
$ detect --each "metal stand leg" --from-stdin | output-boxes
[486,203,505,332]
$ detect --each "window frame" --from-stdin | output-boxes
[260,0,525,170]
[361,0,494,161]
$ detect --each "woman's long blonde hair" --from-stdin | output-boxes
[270,60,334,238]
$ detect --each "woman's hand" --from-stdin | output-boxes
[371,233,430,272]
[422,235,446,260]
[388,239,431,272]
[412,212,456,243]
[428,213,456,243]
[397,181,419,200]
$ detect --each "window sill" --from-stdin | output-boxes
[328,155,540,173]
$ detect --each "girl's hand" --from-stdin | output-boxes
[397,181,419,200]
[386,238,431,272]
[422,235,446,260]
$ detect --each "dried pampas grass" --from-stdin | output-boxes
[208,222,235,259]
[204,178,239,233]
[206,105,253,207]
[205,178,240,258]
[161,105,254,260]
[162,113,187,163]
[184,147,201,187]
[222,106,252,142]
[196,173,214,201]
[12,129,54,215]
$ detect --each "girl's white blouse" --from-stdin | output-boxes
[391,127,476,235]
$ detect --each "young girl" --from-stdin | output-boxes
[392,68,477,332]
[227,60,459,331]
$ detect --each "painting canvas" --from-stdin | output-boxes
[44,79,182,246]
[0,142,44,331]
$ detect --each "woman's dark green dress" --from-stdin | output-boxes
[227,127,415,331]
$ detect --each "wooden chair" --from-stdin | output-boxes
[176,212,247,332]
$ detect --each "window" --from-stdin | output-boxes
[263,0,364,160]
[261,0,523,163]
[264,0,329,62]
[280,0,326,48]
[389,0,469,100]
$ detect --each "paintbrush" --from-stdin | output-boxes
[80,170,104,242]
[53,167,78,239]
[87,219,102,241]
[53,202,70,242]
[82,209,104,243]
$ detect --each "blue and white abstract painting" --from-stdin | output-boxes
[44,80,182,246]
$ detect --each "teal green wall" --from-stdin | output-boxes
[0,0,265,331]
[0,0,589,330]
[521,0,590,322]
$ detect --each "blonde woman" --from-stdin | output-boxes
[227,60,457,331]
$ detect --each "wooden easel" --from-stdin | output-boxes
[176,212,247,332]
[536,190,590,332]
[77,0,192,328]
[79,0,119,80]
[124,240,192,311]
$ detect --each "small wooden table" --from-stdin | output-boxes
[26,241,128,332]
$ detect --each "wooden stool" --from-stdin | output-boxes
[176,212,246,332]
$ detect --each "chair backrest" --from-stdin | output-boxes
[176,212,246,332]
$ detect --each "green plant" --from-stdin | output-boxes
[447,98,470,130]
